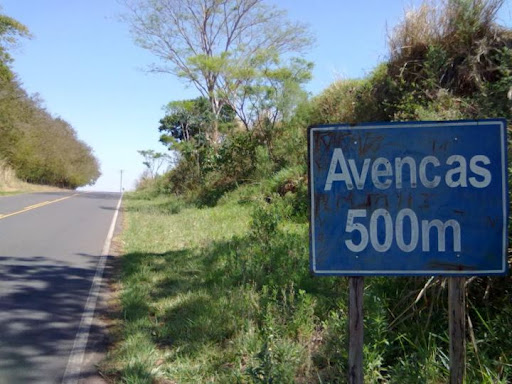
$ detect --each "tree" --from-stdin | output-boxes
[138,149,172,179]
[230,56,313,132]
[158,97,235,180]
[0,10,100,189]
[121,0,313,142]
[0,12,31,81]
[158,97,212,144]
[158,96,235,145]
[0,12,31,159]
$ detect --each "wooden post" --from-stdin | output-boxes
[348,276,364,384]
[448,277,466,384]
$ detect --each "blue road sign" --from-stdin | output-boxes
[309,120,508,276]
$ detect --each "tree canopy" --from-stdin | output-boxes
[0,12,31,81]
[158,97,235,146]
[0,11,100,189]
[122,0,314,142]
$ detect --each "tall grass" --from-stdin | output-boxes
[386,0,511,120]
[389,0,504,61]
[104,187,512,383]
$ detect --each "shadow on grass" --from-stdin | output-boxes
[118,234,261,362]
[118,228,331,362]
[119,198,186,215]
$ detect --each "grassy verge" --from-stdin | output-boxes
[103,190,512,383]
[0,191,21,196]
[103,191,327,383]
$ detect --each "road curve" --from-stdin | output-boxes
[0,191,121,384]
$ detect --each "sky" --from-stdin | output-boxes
[1,0,511,192]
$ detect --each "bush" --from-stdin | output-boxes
[216,131,259,181]
[260,166,308,220]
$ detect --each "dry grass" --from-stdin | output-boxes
[386,0,511,108]
[389,0,504,61]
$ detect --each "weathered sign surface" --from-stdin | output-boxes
[309,120,508,276]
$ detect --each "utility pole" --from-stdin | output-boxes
[120,169,124,193]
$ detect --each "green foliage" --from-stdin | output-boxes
[217,132,259,180]
[309,79,365,125]
[137,0,314,204]
[0,13,31,81]
[123,1,512,382]
[123,0,314,142]
[137,149,171,180]
[230,54,313,134]
[159,97,235,145]
[6,106,101,188]
[112,177,512,383]
[259,166,308,220]
[0,11,100,189]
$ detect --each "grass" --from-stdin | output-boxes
[103,193,257,382]
[0,191,21,196]
[104,188,512,383]
[103,190,332,383]
[0,184,71,195]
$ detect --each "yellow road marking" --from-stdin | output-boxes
[0,193,80,220]
[24,201,51,210]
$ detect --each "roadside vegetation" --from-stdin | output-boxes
[106,0,512,382]
[0,159,65,194]
[0,11,100,190]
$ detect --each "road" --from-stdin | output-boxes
[0,191,122,384]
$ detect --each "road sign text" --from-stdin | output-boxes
[309,120,508,276]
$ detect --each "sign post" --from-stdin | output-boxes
[308,120,508,382]
[348,276,364,384]
[449,277,466,384]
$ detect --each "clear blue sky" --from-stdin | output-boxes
[1,0,511,192]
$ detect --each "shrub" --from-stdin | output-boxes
[309,79,364,125]
[386,0,512,120]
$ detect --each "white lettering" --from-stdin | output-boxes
[419,156,441,188]
[348,159,371,190]
[372,158,393,190]
[344,209,462,253]
[324,148,353,191]
[323,150,492,191]
[395,209,419,252]
[395,157,417,189]
[445,155,468,187]
[370,209,393,252]
[469,155,491,188]
[421,219,461,252]
[345,209,369,252]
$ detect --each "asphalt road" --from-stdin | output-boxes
[0,191,121,384]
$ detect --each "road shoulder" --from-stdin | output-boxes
[77,204,124,384]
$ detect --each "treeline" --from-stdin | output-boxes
[139,0,511,206]
[0,13,100,189]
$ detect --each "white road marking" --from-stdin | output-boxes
[61,193,123,384]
